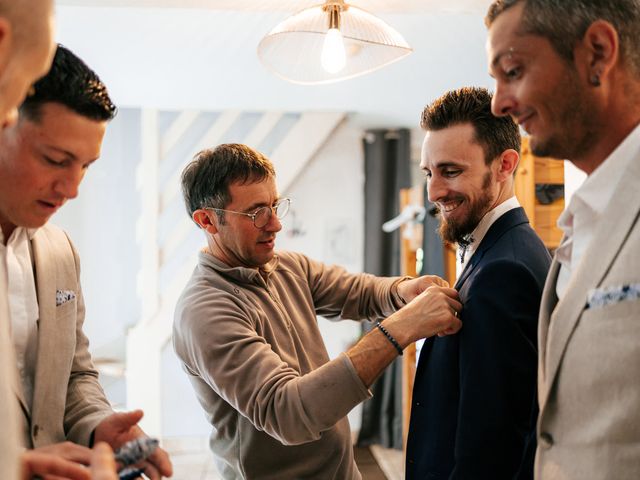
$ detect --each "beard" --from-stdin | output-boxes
[529,68,599,161]
[438,171,494,244]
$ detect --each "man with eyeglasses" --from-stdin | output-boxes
[174,143,463,480]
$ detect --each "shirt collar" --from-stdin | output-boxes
[464,196,520,250]
[571,122,640,217]
[0,226,39,246]
[456,196,520,273]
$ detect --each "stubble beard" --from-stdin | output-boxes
[530,68,599,161]
[438,171,494,244]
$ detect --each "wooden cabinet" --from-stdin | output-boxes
[515,136,565,250]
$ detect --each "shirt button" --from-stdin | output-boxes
[415,402,421,406]
[539,432,554,449]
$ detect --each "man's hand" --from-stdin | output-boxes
[396,275,450,304]
[94,410,173,479]
[29,441,93,465]
[90,443,118,480]
[386,285,462,347]
[347,285,462,387]
[21,448,91,480]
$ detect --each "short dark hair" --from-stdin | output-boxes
[181,143,276,222]
[20,44,117,122]
[485,0,640,77]
[421,86,520,164]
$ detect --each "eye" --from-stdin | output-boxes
[504,66,521,80]
[44,155,65,166]
[442,168,462,178]
[423,171,432,180]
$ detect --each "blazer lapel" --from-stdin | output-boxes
[542,156,640,405]
[537,257,560,405]
[30,230,58,423]
[455,208,530,290]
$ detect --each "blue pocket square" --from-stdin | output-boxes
[56,289,76,307]
[587,283,640,309]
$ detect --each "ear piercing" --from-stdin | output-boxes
[590,71,601,87]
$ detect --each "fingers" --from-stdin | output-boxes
[147,446,173,477]
[21,450,91,480]
[33,442,92,466]
[94,410,145,447]
[113,410,145,429]
[90,443,118,480]
[427,275,450,288]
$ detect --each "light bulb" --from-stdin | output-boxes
[321,28,346,74]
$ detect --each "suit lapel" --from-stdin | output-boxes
[454,208,530,290]
[30,229,59,423]
[542,155,640,405]
[537,258,559,404]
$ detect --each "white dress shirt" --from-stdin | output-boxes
[0,226,39,410]
[555,123,640,299]
[0,232,23,478]
[455,196,521,280]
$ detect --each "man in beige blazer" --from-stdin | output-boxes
[486,0,640,478]
[0,45,172,478]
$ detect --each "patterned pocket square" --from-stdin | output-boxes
[587,283,640,309]
[56,289,76,306]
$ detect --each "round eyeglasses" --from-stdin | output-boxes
[209,198,291,229]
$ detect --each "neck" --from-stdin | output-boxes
[574,77,640,174]
[0,221,15,245]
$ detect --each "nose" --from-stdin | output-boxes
[54,167,85,200]
[426,175,447,204]
[264,209,283,232]
[491,81,516,117]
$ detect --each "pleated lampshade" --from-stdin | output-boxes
[257,0,413,85]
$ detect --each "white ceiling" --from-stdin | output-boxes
[57,0,493,14]
[54,1,496,127]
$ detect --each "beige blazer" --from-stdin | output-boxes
[16,224,112,448]
[535,154,640,479]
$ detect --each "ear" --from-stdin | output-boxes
[579,20,619,85]
[192,209,219,235]
[494,148,519,181]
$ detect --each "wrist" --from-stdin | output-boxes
[375,321,403,355]
[380,314,412,349]
[391,276,412,309]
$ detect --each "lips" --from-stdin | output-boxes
[37,199,63,211]
[515,111,535,134]
[437,199,464,216]
[257,237,276,249]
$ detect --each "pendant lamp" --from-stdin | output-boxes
[257,0,413,85]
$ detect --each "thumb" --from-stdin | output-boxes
[112,410,144,429]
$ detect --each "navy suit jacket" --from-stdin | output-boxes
[406,207,551,480]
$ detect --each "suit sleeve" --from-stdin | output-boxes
[63,236,112,446]
[450,260,539,479]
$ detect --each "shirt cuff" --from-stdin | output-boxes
[390,276,412,310]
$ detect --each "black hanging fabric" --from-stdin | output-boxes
[357,128,411,450]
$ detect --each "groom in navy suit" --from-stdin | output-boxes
[405,87,551,480]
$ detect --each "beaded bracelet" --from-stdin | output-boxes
[375,321,403,356]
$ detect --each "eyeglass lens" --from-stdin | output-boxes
[254,199,290,228]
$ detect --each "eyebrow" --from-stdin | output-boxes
[490,48,512,69]
[44,145,75,160]
[243,198,280,212]
[424,161,465,171]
